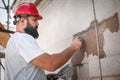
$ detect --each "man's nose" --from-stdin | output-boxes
[36,21,39,26]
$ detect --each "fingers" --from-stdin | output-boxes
[74,36,83,43]
[72,36,86,51]
[71,37,83,51]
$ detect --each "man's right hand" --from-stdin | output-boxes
[70,37,82,51]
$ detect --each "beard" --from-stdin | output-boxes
[24,21,39,39]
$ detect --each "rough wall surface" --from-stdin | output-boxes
[37,0,120,80]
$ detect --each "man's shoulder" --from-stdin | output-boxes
[12,32,33,39]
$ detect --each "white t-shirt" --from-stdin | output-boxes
[5,32,47,80]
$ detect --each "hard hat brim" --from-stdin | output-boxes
[38,15,43,20]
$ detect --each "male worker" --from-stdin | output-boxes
[5,2,82,80]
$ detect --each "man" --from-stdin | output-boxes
[5,2,82,80]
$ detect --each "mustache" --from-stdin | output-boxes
[35,26,38,29]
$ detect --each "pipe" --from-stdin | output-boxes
[92,0,103,80]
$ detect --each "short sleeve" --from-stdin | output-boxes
[18,35,45,63]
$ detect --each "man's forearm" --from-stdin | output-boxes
[49,47,77,71]
[32,37,82,71]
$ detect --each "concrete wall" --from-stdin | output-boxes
[37,0,120,79]
[37,0,120,57]
[37,0,94,52]
[88,0,120,80]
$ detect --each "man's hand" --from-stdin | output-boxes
[70,37,82,51]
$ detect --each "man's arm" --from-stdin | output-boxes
[32,37,82,71]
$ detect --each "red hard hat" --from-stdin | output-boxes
[14,2,42,20]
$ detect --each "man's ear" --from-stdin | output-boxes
[20,17,27,27]
[20,17,25,23]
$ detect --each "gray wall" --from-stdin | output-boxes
[37,0,120,79]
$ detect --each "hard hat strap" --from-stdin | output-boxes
[13,15,29,25]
